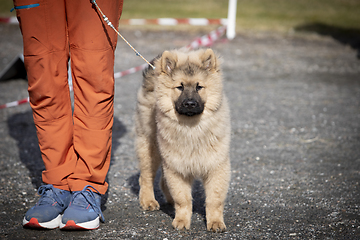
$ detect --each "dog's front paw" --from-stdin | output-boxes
[172,217,191,230]
[207,220,226,233]
[140,198,160,211]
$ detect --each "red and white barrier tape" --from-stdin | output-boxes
[114,63,147,79]
[185,25,226,49]
[0,97,29,109]
[1,17,227,26]
[0,16,18,24]
[120,18,227,26]
[0,26,226,109]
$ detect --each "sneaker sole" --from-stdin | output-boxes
[60,217,100,230]
[23,215,62,229]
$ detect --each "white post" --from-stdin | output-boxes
[226,0,237,40]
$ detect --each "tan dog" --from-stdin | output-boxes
[135,49,231,232]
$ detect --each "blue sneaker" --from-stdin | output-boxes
[23,185,71,229]
[60,185,105,230]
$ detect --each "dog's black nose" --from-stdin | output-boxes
[183,99,198,109]
[175,97,204,116]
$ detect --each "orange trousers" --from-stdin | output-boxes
[14,0,123,194]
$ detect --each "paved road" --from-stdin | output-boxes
[1,23,360,239]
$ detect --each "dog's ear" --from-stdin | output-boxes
[161,51,177,75]
[201,49,217,71]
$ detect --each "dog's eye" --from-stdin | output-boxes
[176,84,184,91]
[196,83,203,92]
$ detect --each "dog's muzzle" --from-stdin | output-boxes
[176,98,204,116]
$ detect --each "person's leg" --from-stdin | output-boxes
[60,0,123,230]
[14,0,77,191]
[14,0,75,229]
[65,0,123,195]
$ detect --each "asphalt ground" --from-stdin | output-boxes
[0,23,360,239]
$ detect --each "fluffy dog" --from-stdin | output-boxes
[135,48,231,232]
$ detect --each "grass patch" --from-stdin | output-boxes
[1,0,359,33]
[0,0,14,16]
[235,0,360,31]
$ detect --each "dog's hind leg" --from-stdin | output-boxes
[160,168,174,205]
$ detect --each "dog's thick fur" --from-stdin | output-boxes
[135,49,231,232]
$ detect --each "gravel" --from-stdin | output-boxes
[0,23,360,239]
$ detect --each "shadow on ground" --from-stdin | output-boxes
[127,170,207,222]
[7,111,127,211]
[295,22,360,58]
[8,111,43,188]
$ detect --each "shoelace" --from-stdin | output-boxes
[37,184,66,207]
[72,185,105,222]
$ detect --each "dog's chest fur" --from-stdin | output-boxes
[155,103,230,178]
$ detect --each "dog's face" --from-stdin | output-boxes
[156,49,222,120]
[174,82,204,116]
[173,69,205,117]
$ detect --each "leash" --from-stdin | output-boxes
[91,0,155,70]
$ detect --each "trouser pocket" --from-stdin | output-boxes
[13,0,67,56]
